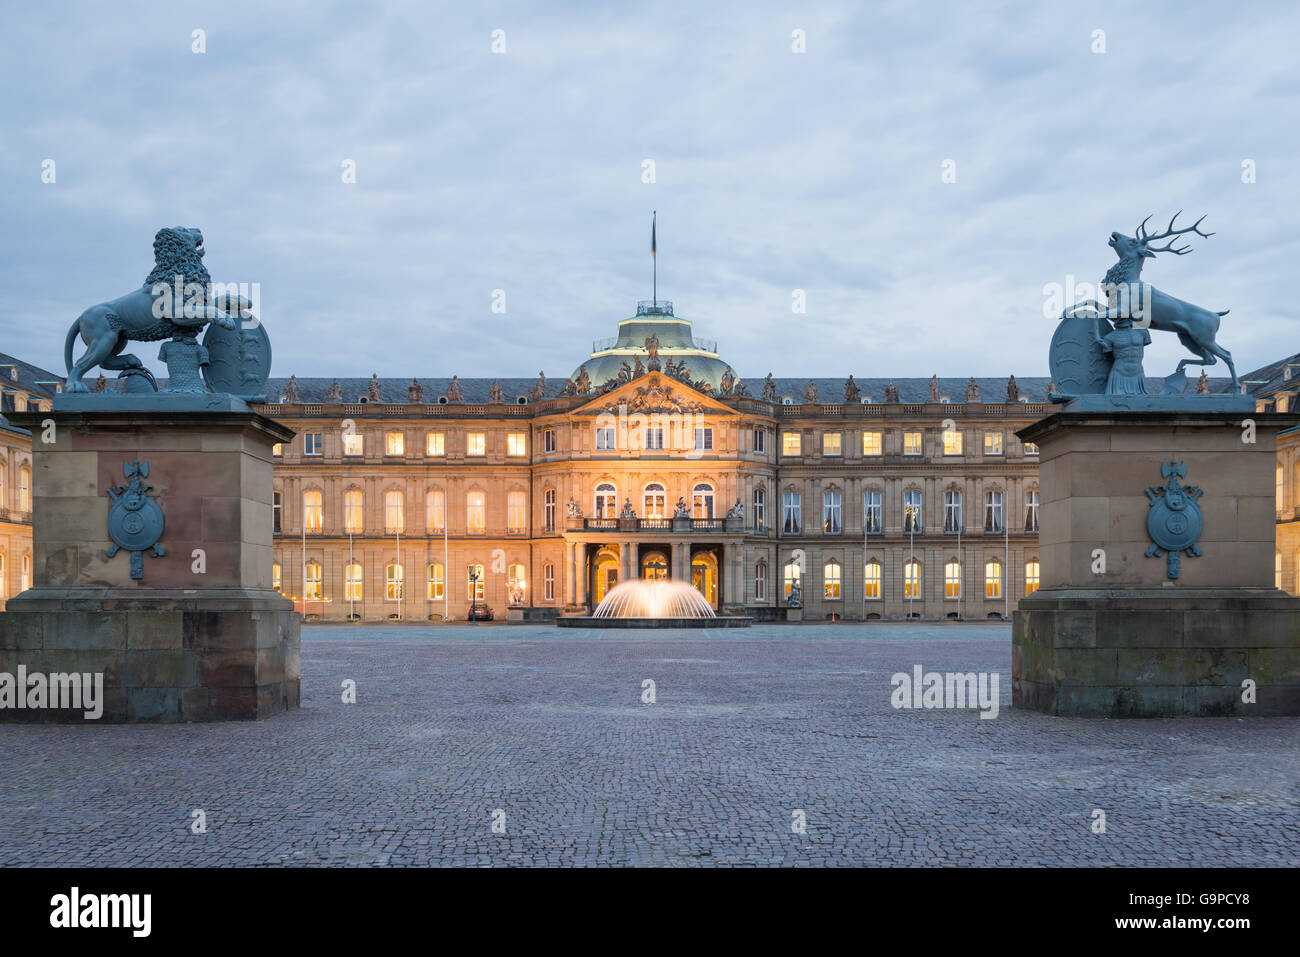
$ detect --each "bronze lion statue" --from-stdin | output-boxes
[63,227,249,392]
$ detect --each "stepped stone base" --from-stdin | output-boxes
[1013,587,1300,717]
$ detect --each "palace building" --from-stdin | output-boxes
[3,312,1295,622]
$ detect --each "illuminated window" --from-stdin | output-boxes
[823,490,841,534]
[385,431,404,456]
[1024,442,1039,456]
[904,490,923,533]
[862,431,882,456]
[343,431,363,456]
[944,561,961,599]
[426,489,445,533]
[466,490,486,533]
[467,433,486,456]
[467,564,485,601]
[944,490,962,533]
[754,560,768,601]
[903,431,922,455]
[864,561,882,600]
[543,489,556,532]
[303,432,322,456]
[305,561,322,601]
[508,563,526,601]
[426,563,444,601]
[272,443,283,456]
[507,491,526,533]
[644,483,666,519]
[344,488,363,533]
[823,560,841,599]
[272,562,281,593]
[1275,551,1283,589]
[692,483,714,519]
[507,432,527,456]
[782,491,801,534]
[303,490,323,533]
[384,490,404,533]
[1278,465,1285,510]
[594,483,616,519]
[943,429,963,455]
[984,490,1003,533]
[20,467,31,512]
[864,491,882,535]
[1025,490,1040,532]
[783,560,801,599]
[345,562,362,601]
[386,563,404,601]
[782,432,801,456]
[985,561,1002,599]
[904,561,921,599]
[595,427,616,450]
[543,563,555,601]
[984,432,1004,455]
[823,432,841,456]
[426,432,445,456]
[1025,560,1040,595]
[752,487,766,531]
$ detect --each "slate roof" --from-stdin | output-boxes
[1234,353,1300,399]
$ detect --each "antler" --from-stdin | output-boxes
[1141,211,1214,255]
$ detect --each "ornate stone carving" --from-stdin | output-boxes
[600,378,704,415]
[445,375,464,403]
[531,371,548,401]
[327,378,343,402]
[762,373,777,402]
[726,498,744,519]
[620,498,636,519]
[488,379,504,403]
[409,378,424,403]
[105,461,165,580]
[1144,461,1204,579]
[844,375,860,404]
[673,497,690,519]
[566,497,583,519]
[884,380,899,403]
[965,377,980,402]
[368,374,383,402]
[804,379,819,404]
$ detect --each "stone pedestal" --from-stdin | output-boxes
[1013,400,1300,716]
[0,397,300,722]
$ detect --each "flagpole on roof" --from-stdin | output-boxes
[651,210,657,307]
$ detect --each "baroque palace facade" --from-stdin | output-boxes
[3,308,1297,621]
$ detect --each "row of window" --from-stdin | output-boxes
[279,431,528,458]
[0,552,33,598]
[763,558,1042,601]
[775,430,1038,457]
[284,488,530,535]
[773,489,1039,535]
[275,560,556,603]
[0,465,32,513]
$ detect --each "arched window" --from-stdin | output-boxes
[543,563,555,601]
[20,467,31,513]
[426,488,445,533]
[1025,560,1040,595]
[467,563,485,600]
[345,562,363,601]
[305,560,323,600]
[904,560,921,599]
[507,491,527,533]
[823,559,841,599]
[754,559,768,601]
[864,561,882,600]
[985,560,1002,599]
[783,559,801,599]
[692,483,715,519]
[643,482,666,519]
[344,488,363,534]
[271,562,281,593]
[594,483,616,519]
[543,489,556,532]
[426,563,444,601]
[303,489,323,533]
[386,563,404,601]
[384,490,405,533]
[944,560,961,599]
[466,490,486,534]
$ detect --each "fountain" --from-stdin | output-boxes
[557,579,751,628]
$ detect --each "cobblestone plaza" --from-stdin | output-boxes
[2,623,1295,867]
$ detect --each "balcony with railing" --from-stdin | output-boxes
[580,516,740,533]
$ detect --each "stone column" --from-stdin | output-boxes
[564,541,576,605]
[575,542,588,607]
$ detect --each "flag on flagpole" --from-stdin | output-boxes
[651,211,656,257]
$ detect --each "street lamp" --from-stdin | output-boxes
[468,569,479,625]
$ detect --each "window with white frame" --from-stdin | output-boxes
[595,426,616,450]
[643,483,666,519]
[1025,560,1040,595]
[1024,490,1040,532]
[645,425,664,450]
[272,562,281,593]
[753,429,767,453]
[984,490,1003,533]
[904,560,921,599]
[985,560,1002,599]
[823,490,842,534]
[984,431,1004,455]
[507,491,527,533]
[864,491,882,535]
[305,561,322,600]
[753,486,766,531]
[823,560,841,599]
[426,488,445,533]
[943,490,962,533]
[543,429,556,453]
[782,432,801,456]
[783,560,801,599]
[904,490,923,533]
[944,560,961,599]
[303,432,323,456]
[543,489,556,532]
[467,432,486,456]
[345,562,362,601]
[943,429,963,455]
[782,491,801,534]
[343,431,363,456]
[862,431,883,456]
[594,483,616,519]
[427,563,444,601]
[754,560,768,601]
[864,561,882,599]
[507,432,526,456]
[386,563,404,601]
[385,490,405,533]
[694,427,713,451]
[466,490,486,533]
[304,490,323,533]
[467,564,485,600]
[426,432,445,456]
[344,488,363,533]
[823,432,841,456]
[903,431,922,455]
[272,491,282,533]
[543,563,555,601]
[692,483,715,518]
[385,431,404,456]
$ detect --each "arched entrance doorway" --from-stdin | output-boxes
[640,549,669,580]
[691,548,719,610]
[592,544,620,606]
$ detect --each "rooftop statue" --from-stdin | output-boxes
[531,371,548,401]
[368,374,383,402]
[64,227,262,395]
[761,373,777,402]
[965,377,980,402]
[844,375,860,403]
[327,378,343,402]
[409,378,424,403]
[1051,213,1236,399]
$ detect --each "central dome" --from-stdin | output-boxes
[571,300,734,393]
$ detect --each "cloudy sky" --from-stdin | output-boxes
[2,0,1296,385]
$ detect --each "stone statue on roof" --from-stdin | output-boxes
[1006,375,1019,403]
[1196,370,1209,394]
[844,375,860,403]
[327,378,342,402]
[928,375,940,402]
[368,374,383,402]
[283,375,299,403]
[93,373,107,393]
[531,371,547,401]
[761,374,777,402]
[884,380,899,403]
[488,379,504,403]
[720,366,736,396]
[446,375,464,403]
[409,378,424,403]
[804,379,819,403]
[965,377,980,402]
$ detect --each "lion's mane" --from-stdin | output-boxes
[143,227,211,290]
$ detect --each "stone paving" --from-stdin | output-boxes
[1,623,1296,867]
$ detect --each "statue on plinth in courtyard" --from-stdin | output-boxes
[1094,316,1152,395]
[1050,212,1235,399]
